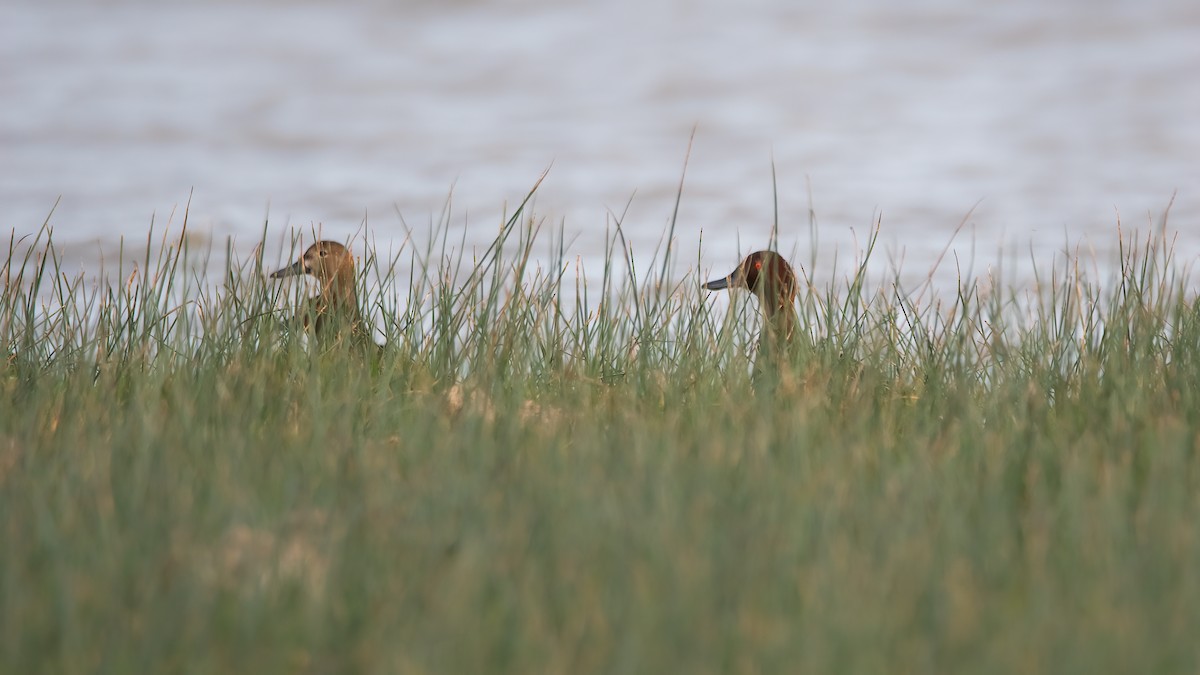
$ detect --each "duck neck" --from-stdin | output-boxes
[758,291,797,343]
[752,300,797,381]
[311,268,371,346]
[322,268,359,310]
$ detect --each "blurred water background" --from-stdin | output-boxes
[2,0,1198,290]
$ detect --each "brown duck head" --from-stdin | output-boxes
[270,240,358,302]
[705,250,801,376]
[270,240,371,347]
[704,250,798,318]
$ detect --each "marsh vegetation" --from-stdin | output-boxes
[3,190,1199,673]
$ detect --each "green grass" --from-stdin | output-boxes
[3,192,1200,674]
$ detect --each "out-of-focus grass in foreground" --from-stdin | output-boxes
[2,198,1199,674]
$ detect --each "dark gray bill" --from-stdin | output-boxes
[703,276,731,291]
[270,260,306,279]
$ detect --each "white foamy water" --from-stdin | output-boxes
[2,0,1198,289]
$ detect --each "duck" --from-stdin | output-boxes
[270,240,373,349]
[704,250,800,372]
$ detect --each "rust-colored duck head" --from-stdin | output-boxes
[705,250,800,374]
[271,240,368,346]
[704,250,798,318]
[270,240,357,295]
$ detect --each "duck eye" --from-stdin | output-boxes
[319,249,327,258]
[755,260,763,270]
